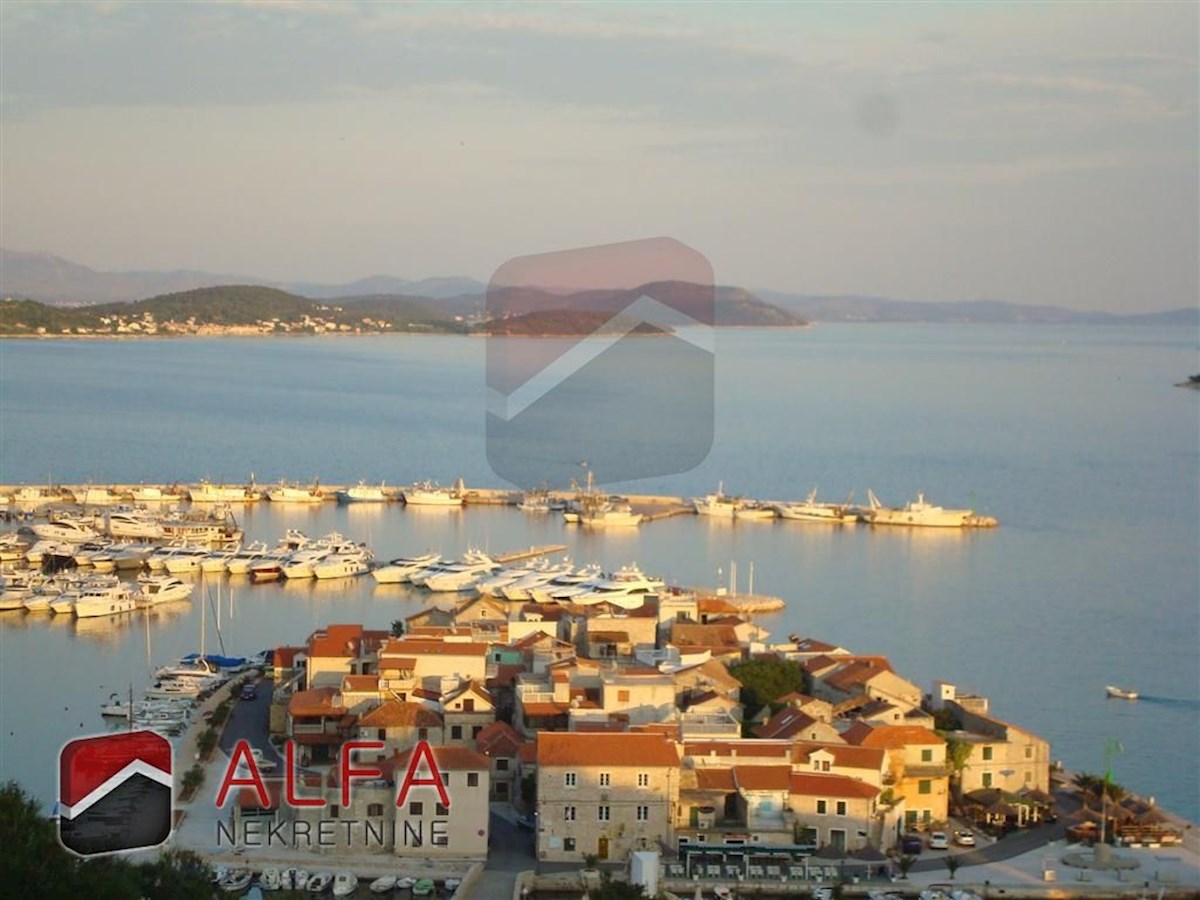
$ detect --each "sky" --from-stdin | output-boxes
[1,1,1196,313]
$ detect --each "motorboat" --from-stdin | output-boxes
[267,479,325,503]
[371,552,441,584]
[332,872,357,897]
[223,540,273,575]
[337,480,388,503]
[163,544,212,574]
[571,564,664,607]
[31,516,98,544]
[1106,685,1138,700]
[1,570,49,610]
[863,490,996,528]
[531,564,603,602]
[776,489,860,523]
[281,533,354,579]
[313,545,374,579]
[409,549,492,587]
[109,542,153,570]
[144,679,203,699]
[0,532,30,562]
[160,505,243,544]
[135,574,193,607]
[369,875,398,893]
[501,559,576,600]
[219,869,252,893]
[73,541,114,567]
[307,871,334,893]
[693,482,740,517]
[73,581,137,618]
[579,501,642,528]
[424,555,500,592]
[260,868,281,891]
[403,480,464,506]
[189,479,262,503]
[294,870,310,890]
[476,560,548,597]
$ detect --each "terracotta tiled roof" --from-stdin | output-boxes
[825,660,891,692]
[537,732,680,768]
[791,637,840,653]
[792,742,885,770]
[378,656,417,671]
[444,681,493,706]
[341,674,379,692]
[683,740,792,760]
[587,631,630,643]
[476,721,523,757]
[237,780,282,810]
[695,768,736,791]
[697,597,740,614]
[518,741,538,764]
[288,687,344,718]
[307,624,369,659]
[487,664,526,689]
[732,765,792,792]
[273,646,304,668]
[358,700,443,728]
[392,743,489,772]
[789,772,880,799]
[670,623,740,648]
[381,639,491,657]
[573,720,628,733]
[777,691,816,705]
[754,708,818,740]
[522,702,571,718]
[842,723,943,748]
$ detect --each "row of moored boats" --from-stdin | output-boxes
[212,867,452,895]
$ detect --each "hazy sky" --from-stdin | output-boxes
[2,2,1196,312]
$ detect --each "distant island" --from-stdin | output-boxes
[1176,374,1200,390]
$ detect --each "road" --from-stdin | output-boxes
[217,674,283,770]
[463,806,537,900]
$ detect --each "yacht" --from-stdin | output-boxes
[190,479,262,503]
[163,544,212,574]
[312,545,374,579]
[476,560,549,597]
[776,489,860,524]
[73,581,137,618]
[864,491,994,528]
[31,516,98,544]
[570,564,664,608]
[424,555,500,592]
[105,508,165,540]
[693,482,740,517]
[580,501,642,528]
[0,532,30,562]
[144,679,203,699]
[371,552,442,584]
[135,574,194,607]
[266,480,325,503]
[110,543,154,571]
[222,540,272,575]
[1,571,48,610]
[129,484,185,503]
[500,559,576,600]
[336,480,388,503]
[403,480,464,506]
[529,564,603,602]
[73,541,114,567]
[281,532,354,579]
[410,550,493,588]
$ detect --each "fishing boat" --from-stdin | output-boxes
[733,502,776,521]
[266,479,325,503]
[189,479,262,503]
[580,501,642,528]
[403,480,464,506]
[863,490,996,528]
[776,488,860,524]
[336,480,388,503]
[129,484,184,503]
[693,482,740,517]
[1105,685,1138,700]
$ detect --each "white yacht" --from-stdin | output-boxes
[281,532,354,579]
[776,489,860,524]
[580,501,642,528]
[864,490,994,528]
[144,679,203,699]
[31,516,98,544]
[163,544,212,574]
[500,559,576,600]
[410,549,492,588]
[135,574,193,607]
[0,532,30,562]
[424,555,499,592]
[312,545,374,579]
[403,480,464,506]
[371,552,442,584]
[570,564,664,608]
[73,581,137,618]
[693,482,740,517]
[73,541,114,567]
[1,571,47,611]
[476,560,549,597]
[266,480,325,503]
[336,481,388,503]
[189,479,262,503]
[105,508,165,540]
[109,543,154,571]
[529,564,603,602]
[222,540,272,575]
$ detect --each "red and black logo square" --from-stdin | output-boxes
[58,730,173,856]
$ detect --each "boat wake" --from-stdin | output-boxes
[1133,695,1200,711]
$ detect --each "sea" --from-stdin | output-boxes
[0,326,1197,821]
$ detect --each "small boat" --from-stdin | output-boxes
[404,480,464,506]
[443,877,462,892]
[129,484,184,503]
[579,501,642,528]
[412,879,435,897]
[294,870,310,890]
[220,869,253,892]
[368,875,397,894]
[1106,685,1138,700]
[332,872,357,897]
[395,878,417,891]
[307,871,334,893]
[260,867,281,891]
[280,869,297,890]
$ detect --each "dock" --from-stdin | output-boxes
[492,544,568,564]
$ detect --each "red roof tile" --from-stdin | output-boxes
[537,732,679,768]
[789,772,880,799]
[732,765,792,792]
[358,700,443,728]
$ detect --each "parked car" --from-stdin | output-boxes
[900,833,923,855]
[955,829,976,847]
[240,684,258,700]
[928,831,949,850]
[516,813,536,831]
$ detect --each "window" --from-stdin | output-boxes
[451,725,463,740]
[982,746,993,761]
[1025,771,1032,783]
[473,726,483,739]
[442,772,450,785]
[467,772,479,787]
[982,772,993,788]
[816,800,827,815]
[418,727,428,741]
[377,728,386,741]
[497,758,510,771]
[918,780,931,795]
[409,802,423,815]
[436,803,449,816]
[836,800,847,815]
[921,748,933,762]
[599,773,611,787]
[905,810,918,825]
[329,806,339,819]
[637,773,649,787]
[564,805,576,821]
[367,803,384,817]
[618,690,630,702]
[565,772,577,788]
[636,805,649,821]
[821,760,831,772]
[1025,746,1033,759]
[598,805,610,821]
[463,699,475,712]
[564,837,576,852]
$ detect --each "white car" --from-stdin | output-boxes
[928,830,949,849]
[955,829,976,847]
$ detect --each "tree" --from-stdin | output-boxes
[390,619,406,637]
[944,855,960,880]
[587,880,646,900]
[944,737,973,805]
[728,657,805,719]
[896,854,916,879]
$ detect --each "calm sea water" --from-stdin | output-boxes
[1,326,1197,820]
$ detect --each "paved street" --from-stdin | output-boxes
[217,673,283,769]
[463,806,537,900]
